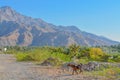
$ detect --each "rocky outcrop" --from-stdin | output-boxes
[40,57,61,66]
[61,62,120,72]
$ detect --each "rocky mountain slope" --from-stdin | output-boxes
[0,6,119,46]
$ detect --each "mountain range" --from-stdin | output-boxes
[0,6,119,46]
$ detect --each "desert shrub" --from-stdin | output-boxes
[113,55,120,62]
[84,66,120,80]
[89,48,105,61]
[13,46,120,63]
[15,52,33,61]
[28,48,51,61]
[78,57,89,64]
[77,47,90,59]
[51,52,71,62]
[15,47,71,63]
[68,44,80,58]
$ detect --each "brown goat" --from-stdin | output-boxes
[67,63,83,75]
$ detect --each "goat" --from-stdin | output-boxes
[67,63,83,75]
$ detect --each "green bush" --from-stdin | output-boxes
[6,45,120,63]
[15,47,71,63]
[15,53,33,61]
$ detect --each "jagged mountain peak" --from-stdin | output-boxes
[0,6,17,16]
[0,6,21,22]
[0,6,55,28]
[0,6,13,11]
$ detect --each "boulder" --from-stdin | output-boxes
[40,57,60,66]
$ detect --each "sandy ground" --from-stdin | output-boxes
[0,54,108,80]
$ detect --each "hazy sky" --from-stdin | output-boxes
[0,0,120,41]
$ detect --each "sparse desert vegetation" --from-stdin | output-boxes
[4,44,120,63]
[0,44,119,80]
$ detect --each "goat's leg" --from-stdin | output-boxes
[80,68,83,73]
[79,69,83,75]
[72,70,74,75]
[75,70,78,74]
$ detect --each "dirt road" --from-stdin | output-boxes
[0,54,106,80]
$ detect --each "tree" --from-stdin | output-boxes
[89,48,104,60]
[69,44,80,58]
[79,47,90,58]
